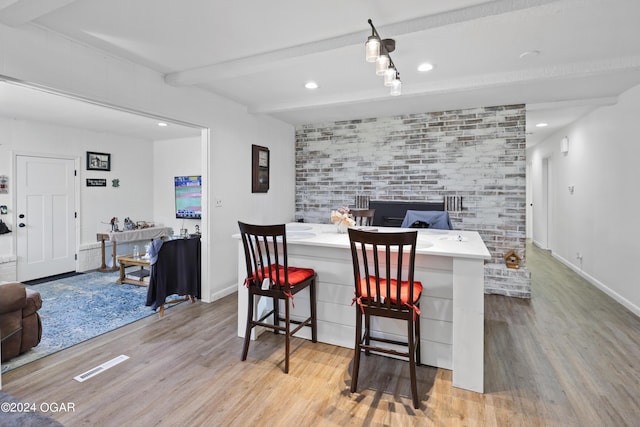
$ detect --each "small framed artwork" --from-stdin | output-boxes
[252,144,269,193]
[86,151,111,171]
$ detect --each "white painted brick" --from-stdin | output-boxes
[296,105,531,298]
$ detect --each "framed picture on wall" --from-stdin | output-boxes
[86,151,111,171]
[252,144,269,193]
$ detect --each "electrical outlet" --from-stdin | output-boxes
[215,199,223,207]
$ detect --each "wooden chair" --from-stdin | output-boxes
[350,208,376,226]
[347,228,423,409]
[238,221,318,373]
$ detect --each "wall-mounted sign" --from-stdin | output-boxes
[86,178,107,187]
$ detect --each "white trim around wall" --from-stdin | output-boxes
[551,251,640,318]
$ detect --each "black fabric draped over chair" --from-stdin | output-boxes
[146,236,201,316]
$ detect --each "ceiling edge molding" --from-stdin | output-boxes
[526,96,618,111]
[0,0,79,26]
[0,0,19,13]
[165,0,562,86]
[0,75,205,130]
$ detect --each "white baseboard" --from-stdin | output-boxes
[532,239,548,250]
[551,252,640,318]
[206,283,237,303]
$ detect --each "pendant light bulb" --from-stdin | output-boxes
[390,77,402,96]
[376,54,390,76]
[365,36,380,62]
[384,67,396,86]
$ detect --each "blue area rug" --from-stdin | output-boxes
[1,271,157,373]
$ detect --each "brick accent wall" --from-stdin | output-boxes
[295,104,531,298]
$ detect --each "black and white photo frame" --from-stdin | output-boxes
[86,151,111,171]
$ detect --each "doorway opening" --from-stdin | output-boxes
[0,78,211,365]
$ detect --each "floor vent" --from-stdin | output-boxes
[74,354,129,382]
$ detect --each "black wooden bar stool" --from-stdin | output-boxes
[238,221,318,373]
[347,228,423,409]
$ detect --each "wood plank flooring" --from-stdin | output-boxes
[3,243,640,426]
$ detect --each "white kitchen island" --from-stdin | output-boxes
[236,223,491,393]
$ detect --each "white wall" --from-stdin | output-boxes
[0,23,296,301]
[528,83,640,315]
[153,136,202,235]
[210,119,296,301]
[0,116,154,252]
[0,122,210,277]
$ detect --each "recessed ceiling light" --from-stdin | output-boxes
[305,81,319,90]
[417,62,434,72]
[535,122,548,128]
[158,122,168,127]
[519,50,540,59]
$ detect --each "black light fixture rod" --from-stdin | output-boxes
[367,19,378,38]
[367,19,399,77]
[388,55,397,75]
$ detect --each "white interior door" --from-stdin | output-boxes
[16,155,77,281]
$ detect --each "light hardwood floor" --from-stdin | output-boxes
[3,243,640,426]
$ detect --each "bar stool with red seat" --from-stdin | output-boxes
[237,221,318,373]
[347,228,423,409]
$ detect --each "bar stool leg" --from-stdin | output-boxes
[408,317,419,409]
[284,297,290,374]
[350,310,363,393]
[273,296,280,334]
[241,291,254,361]
[310,278,318,342]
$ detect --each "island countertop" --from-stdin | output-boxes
[280,223,491,260]
[235,222,490,393]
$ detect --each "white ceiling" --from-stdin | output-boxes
[1,0,639,146]
[0,82,202,140]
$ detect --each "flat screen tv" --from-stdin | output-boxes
[175,175,202,219]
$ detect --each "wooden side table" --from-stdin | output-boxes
[97,227,172,272]
[97,233,119,272]
[117,254,151,286]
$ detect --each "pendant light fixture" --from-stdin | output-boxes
[365,19,401,96]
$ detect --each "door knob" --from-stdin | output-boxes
[19,223,26,227]
[19,214,25,218]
